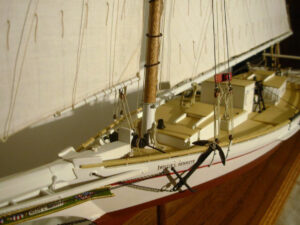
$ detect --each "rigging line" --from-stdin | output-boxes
[136,1,144,74]
[190,2,211,69]
[60,10,64,39]
[159,0,167,85]
[192,1,211,72]
[109,0,115,88]
[192,2,212,77]
[112,171,175,193]
[211,0,217,80]
[104,2,109,95]
[136,73,141,109]
[139,2,146,97]
[199,0,202,17]
[229,92,234,134]
[221,2,226,67]
[113,88,118,119]
[263,88,299,110]
[85,2,89,29]
[223,0,233,139]
[34,13,38,43]
[106,2,109,26]
[6,20,10,50]
[166,0,173,83]
[116,46,141,84]
[4,0,33,140]
[244,0,257,48]
[263,0,274,38]
[124,91,135,129]
[120,96,133,129]
[120,101,130,128]
[172,0,176,17]
[223,0,230,72]
[122,182,174,193]
[117,87,133,129]
[192,40,196,59]
[178,43,181,64]
[72,0,88,107]
[121,0,126,20]
[216,0,220,71]
[111,0,120,88]
[3,0,39,141]
[221,0,235,57]
[211,0,217,139]
[212,0,221,141]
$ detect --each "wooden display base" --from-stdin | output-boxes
[95,131,300,225]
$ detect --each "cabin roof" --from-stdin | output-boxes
[205,77,255,87]
[263,76,287,89]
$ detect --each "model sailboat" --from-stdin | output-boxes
[0,0,299,224]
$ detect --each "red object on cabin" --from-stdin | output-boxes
[215,72,232,83]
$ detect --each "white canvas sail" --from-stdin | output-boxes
[0,0,145,140]
[159,0,291,87]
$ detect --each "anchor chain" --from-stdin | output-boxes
[111,171,177,193]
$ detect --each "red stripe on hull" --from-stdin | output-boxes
[112,140,277,186]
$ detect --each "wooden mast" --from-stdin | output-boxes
[142,0,163,136]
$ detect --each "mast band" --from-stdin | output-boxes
[146,33,162,38]
[144,61,160,68]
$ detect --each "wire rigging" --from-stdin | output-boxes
[211,0,234,158]
[3,0,40,142]
[211,0,220,142]
[223,0,230,72]
[72,0,89,107]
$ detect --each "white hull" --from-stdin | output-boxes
[30,116,299,224]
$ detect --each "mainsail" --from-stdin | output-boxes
[0,0,292,141]
[159,0,291,87]
[0,0,145,140]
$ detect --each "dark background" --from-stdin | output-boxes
[281,0,300,68]
[234,0,300,74]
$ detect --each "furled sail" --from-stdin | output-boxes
[159,0,291,87]
[0,0,145,140]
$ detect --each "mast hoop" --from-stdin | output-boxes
[146,33,163,38]
[144,61,160,68]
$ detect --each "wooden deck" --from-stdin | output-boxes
[84,81,299,169]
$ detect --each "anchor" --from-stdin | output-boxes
[172,140,226,192]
